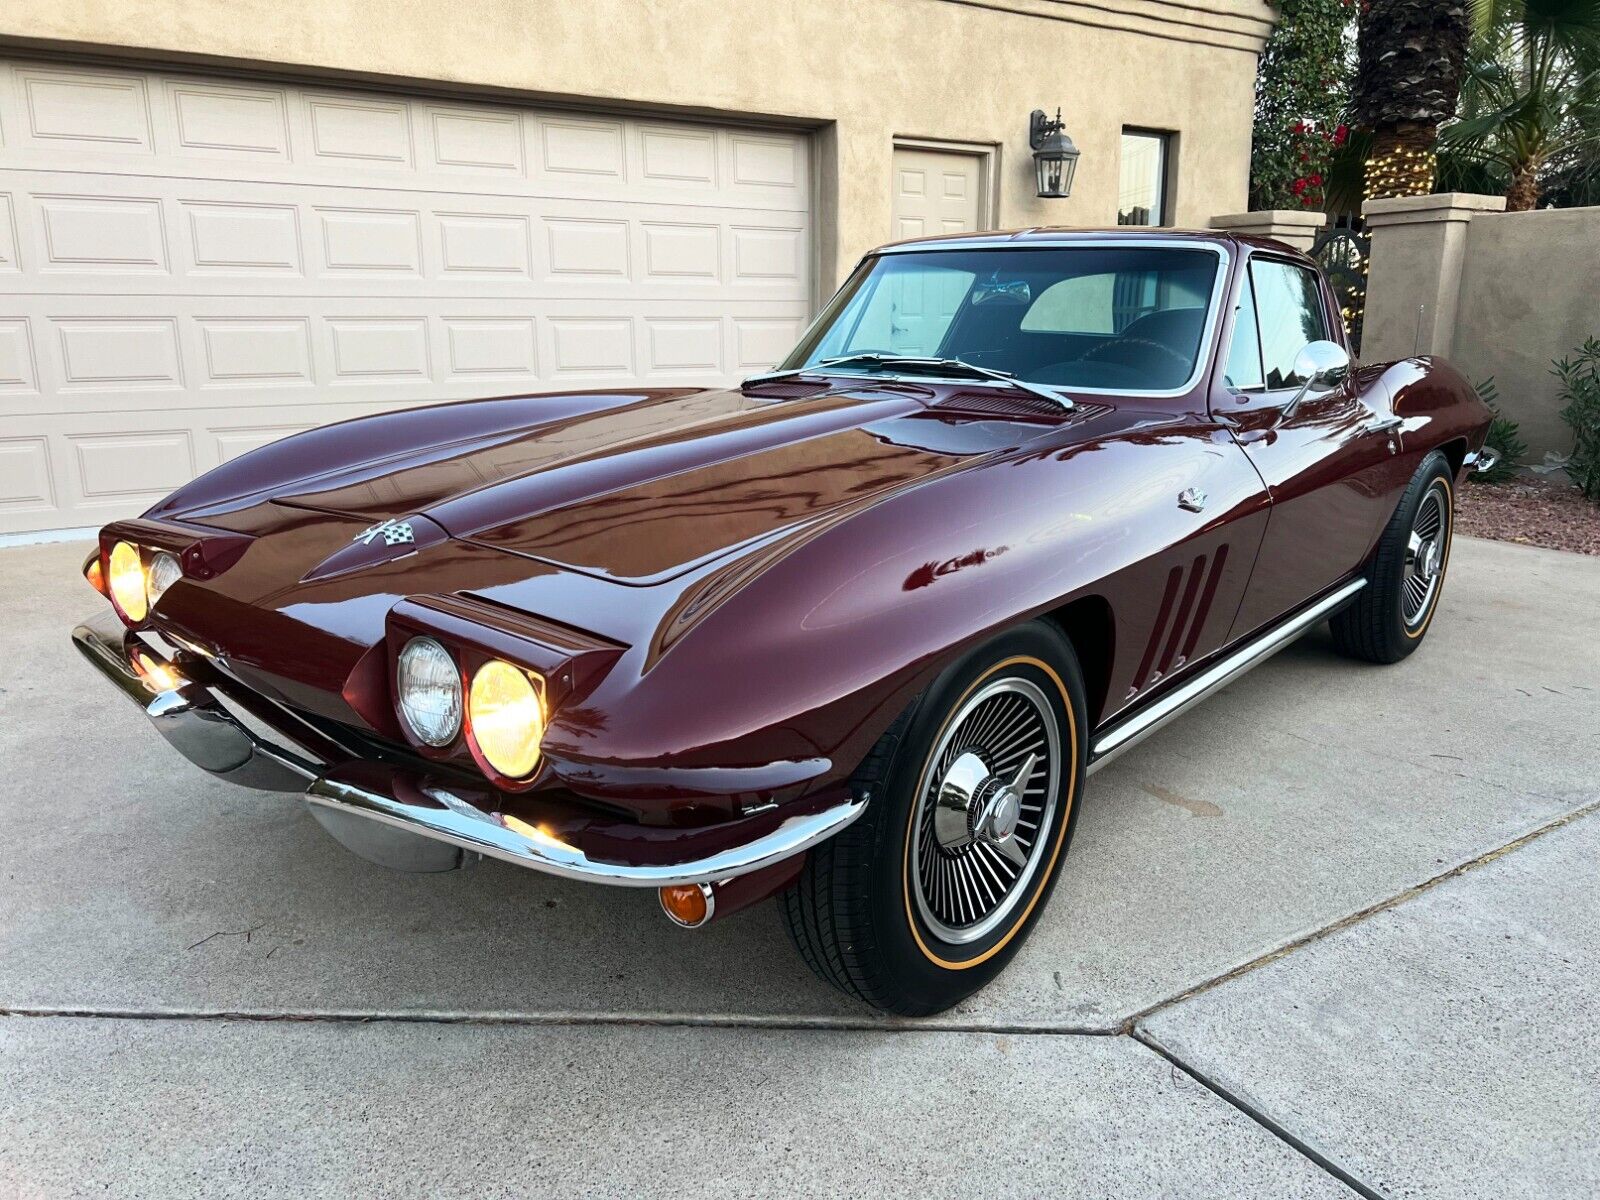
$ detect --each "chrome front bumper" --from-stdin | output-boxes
[72,611,864,886]
[72,611,320,793]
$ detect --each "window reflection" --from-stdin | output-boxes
[1118,130,1170,227]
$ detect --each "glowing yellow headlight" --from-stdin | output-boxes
[108,541,148,622]
[468,659,545,779]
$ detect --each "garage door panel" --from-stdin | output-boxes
[195,316,315,387]
[0,57,812,533]
[180,199,303,274]
[2,171,807,300]
[0,192,18,270]
[0,316,39,391]
[423,105,525,175]
[731,317,807,372]
[166,79,293,161]
[9,294,804,417]
[2,63,812,210]
[313,205,426,275]
[441,316,538,381]
[0,435,55,515]
[9,65,156,154]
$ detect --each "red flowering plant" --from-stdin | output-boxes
[1249,0,1355,211]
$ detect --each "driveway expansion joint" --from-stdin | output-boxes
[0,1004,1123,1038]
[1120,796,1600,1033]
[1133,1027,1385,1200]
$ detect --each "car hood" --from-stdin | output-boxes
[168,383,1067,586]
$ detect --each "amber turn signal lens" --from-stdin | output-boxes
[659,883,714,928]
[85,556,106,596]
[108,540,148,623]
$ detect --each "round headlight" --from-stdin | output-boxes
[468,659,544,779]
[397,637,463,747]
[108,541,148,623]
[147,551,183,606]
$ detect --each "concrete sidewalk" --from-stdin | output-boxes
[2,536,1596,1197]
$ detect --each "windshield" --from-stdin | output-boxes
[782,246,1222,393]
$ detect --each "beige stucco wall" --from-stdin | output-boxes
[1364,197,1600,461]
[1452,208,1600,460]
[0,0,1273,291]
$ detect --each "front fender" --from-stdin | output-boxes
[540,410,1269,805]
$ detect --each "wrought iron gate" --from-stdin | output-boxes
[1313,218,1371,353]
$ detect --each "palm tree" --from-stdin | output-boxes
[1440,0,1600,210]
[1351,0,1473,199]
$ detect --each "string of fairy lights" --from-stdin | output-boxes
[1322,143,1437,347]
[1363,145,1438,203]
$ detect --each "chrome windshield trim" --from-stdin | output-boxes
[1088,576,1368,774]
[787,238,1231,400]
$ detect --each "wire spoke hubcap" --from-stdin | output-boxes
[1403,482,1449,627]
[912,677,1061,944]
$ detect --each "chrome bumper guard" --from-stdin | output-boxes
[72,610,864,886]
[72,610,320,793]
[1466,445,1502,475]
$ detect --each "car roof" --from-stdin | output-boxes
[868,226,1315,264]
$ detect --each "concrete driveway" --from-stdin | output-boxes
[2,535,1596,1198]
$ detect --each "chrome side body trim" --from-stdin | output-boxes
[1087,577,1368,774]
[304,775,866,888]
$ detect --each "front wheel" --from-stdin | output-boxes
[1331,451,1455,664]
[779,621,1086,1015]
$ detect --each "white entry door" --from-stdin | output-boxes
[0,57,814,534]
[886,146,986,354]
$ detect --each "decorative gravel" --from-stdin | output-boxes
[1456,477,1600,556]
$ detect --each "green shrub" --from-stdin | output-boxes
[1473,376,1525,485]
[1553,338,1600,504]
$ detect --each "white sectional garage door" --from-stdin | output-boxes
[0,58,813,534]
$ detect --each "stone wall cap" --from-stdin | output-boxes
[1210,210,1329,229]
[1363,193,1508,224]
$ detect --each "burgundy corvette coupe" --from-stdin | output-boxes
[76,228,1495,1014]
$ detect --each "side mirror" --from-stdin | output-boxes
[1281,340,1352,423]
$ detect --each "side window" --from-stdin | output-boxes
[1223,270,1264,391]
[1250,259,1329,389]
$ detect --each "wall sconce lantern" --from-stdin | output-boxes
[1029,107,1080,199]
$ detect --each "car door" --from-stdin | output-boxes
[1217,252,1404,640]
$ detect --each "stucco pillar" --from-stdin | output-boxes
[1361,193,1506,362]
[1208,210,1328,253]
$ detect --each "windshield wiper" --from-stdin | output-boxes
[741,353,908,388]
[743,353,1074,410]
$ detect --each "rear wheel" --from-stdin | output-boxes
[779,621,1086,1015]
[1331,451,1455,664]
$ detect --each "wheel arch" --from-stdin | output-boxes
[1437,435,1468,479]
[1041,593,1115,731]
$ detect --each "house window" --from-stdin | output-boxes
[1118,130,1171,226]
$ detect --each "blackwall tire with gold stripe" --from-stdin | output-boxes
[1331,450,1455,665]
[779,621,1087,1015]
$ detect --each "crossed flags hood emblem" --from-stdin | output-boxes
[353,518,416,547]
